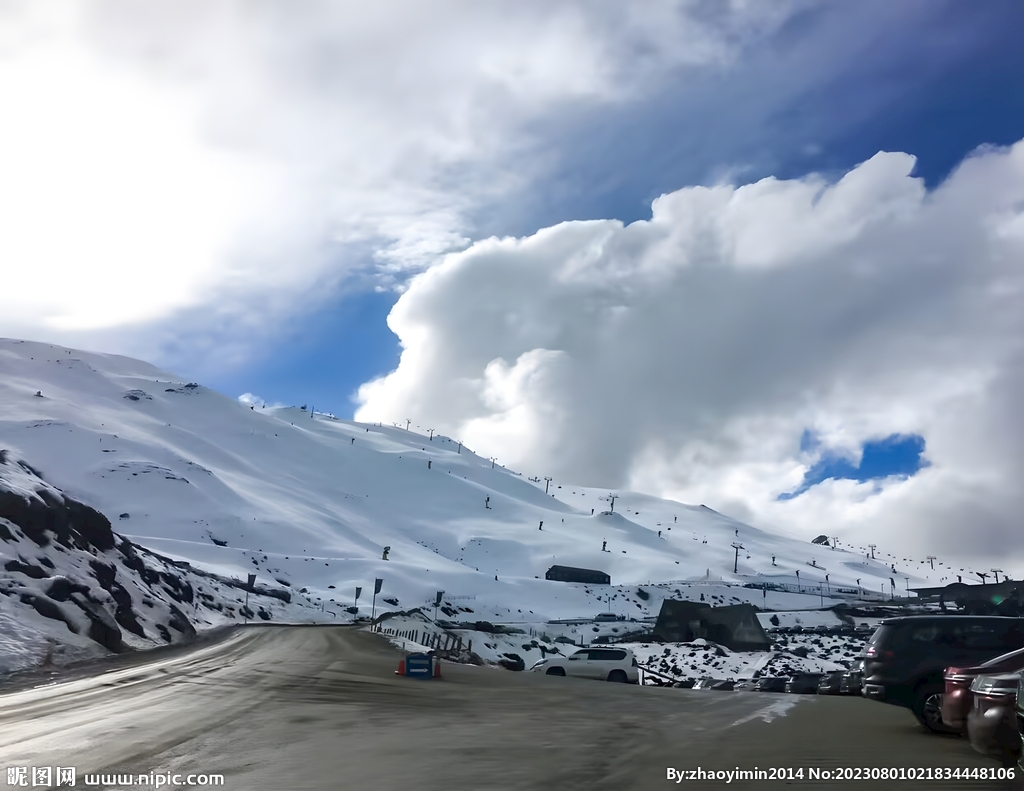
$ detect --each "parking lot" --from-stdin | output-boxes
[1,625,1016,791]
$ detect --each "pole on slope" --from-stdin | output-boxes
[244,573,256,624]
[372,578,383,625]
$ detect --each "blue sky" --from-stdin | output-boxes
[199,0,1024,420]
[779,433,928,500]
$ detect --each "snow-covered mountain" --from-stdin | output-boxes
[0,338,937,671]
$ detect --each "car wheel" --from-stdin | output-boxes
[545,667,566,676]
[608,670,628,683]
[912,684,952,733]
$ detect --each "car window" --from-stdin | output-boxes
[961,622,1018,650]
[569,651,586,660]
[868,624,898,649]
[910,625,940,644]
[587,649,626,661]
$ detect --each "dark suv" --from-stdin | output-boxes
[862,616,1024,732]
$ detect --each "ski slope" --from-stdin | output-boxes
[0,337,943,657]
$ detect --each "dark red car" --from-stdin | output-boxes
[942,646,1024,731]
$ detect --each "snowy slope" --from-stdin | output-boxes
[0,450,336,673]
[0,338,945,669]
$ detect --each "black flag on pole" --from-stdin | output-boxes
[374,578,383,595]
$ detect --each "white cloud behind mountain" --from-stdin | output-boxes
[355,142,1024,563]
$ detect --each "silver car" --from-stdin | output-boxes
[530,647,639,683]
[966,673,1020,764]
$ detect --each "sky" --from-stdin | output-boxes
[2,0,1024,564]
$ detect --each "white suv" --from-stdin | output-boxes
[530,647,639,683]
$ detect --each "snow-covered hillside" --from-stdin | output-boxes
[0,338,943,670]
[0,447,342,672]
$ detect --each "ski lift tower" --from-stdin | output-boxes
[731,543,745,574]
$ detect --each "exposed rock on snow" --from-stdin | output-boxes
[0,452,319,674]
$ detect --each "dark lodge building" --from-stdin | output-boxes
[653,600,772,652]
[910,581,1024,615]
[545,565,611,585]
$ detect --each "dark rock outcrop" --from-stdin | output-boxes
[0,484,115,552]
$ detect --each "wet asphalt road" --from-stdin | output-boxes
[0,625,1017,791]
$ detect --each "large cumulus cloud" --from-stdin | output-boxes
[356,141,1024,564]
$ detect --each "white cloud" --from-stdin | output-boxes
[237,392,265,408]
[0,0,791,361]
[356,141,1024,565]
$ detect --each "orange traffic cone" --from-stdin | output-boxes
[396,658,405,676]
